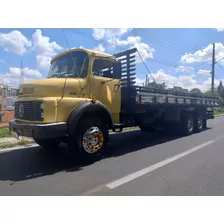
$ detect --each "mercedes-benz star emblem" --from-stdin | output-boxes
[19,104,24,117]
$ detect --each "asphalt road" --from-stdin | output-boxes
[1,118,224,196]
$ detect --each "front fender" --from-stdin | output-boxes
[67,101,114,134]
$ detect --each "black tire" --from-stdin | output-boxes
[34,138,61,150]
[181,113,194,136]
[194,115,204,133]
[139,125,155,132]
[202,119,207,129]
[68,117,109,163]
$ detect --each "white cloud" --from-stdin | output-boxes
[108,36,154,61]
[216,28,224,32]
[0,30,32,55]
[32,29,63,72]
[36,55,52,73]
[32,29,62,56]
[1,67,43,87]
[91,29,154,62]
[8,67,43,79]
[135,69,219,92]
[176,65,195,72]
[197,69,211,75]
[203,77,220,89]
[92,28,132,41]
[180,42,224,64]
[94,44,105,52]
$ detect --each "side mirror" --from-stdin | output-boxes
[113,61,122,79]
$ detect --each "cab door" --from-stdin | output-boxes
[90,58,121,123]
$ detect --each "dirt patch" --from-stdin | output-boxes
[0,110,14,128]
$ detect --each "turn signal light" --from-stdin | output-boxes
[91,98,96,103]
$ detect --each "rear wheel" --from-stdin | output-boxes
[34,138,61,150]
[181,113,194,136]
[203,119,207,129]
[68,117,109,163]
[194,115,204,133]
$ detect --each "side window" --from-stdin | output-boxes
[92,59,115,78]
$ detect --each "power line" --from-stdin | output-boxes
[217,62,224,75]
[19,60,24,86]
[64,28,215,86]
[215,56,224,64]
[136,49,155,82]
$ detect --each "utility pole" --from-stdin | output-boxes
[19,60,24,87]
[211,43,215,95]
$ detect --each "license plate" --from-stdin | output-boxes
[11,131,19,140]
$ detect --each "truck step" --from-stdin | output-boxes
[113,124,123,133]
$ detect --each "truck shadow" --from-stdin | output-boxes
[0,128,211,183]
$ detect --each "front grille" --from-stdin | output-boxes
[15,101,43,121]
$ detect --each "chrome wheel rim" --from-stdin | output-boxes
[188,119,193,132]
[198,118,203,129]
[82,127,104,154]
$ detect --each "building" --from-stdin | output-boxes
[0,84,19,111]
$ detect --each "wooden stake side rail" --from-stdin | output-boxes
[134,86,218,107]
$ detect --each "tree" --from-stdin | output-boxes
[168,86,188,93]
[190,88,202,94]
[147,81,166,89]
[204,90,224,105]
[217,81,223,95]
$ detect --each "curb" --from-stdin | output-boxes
[0,143,38,153]
[0,138,34,145]
[215,114,224,117]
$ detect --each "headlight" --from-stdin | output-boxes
[40,102,44,109]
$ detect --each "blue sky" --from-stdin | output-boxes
[1,28,224,91]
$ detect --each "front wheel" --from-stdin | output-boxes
[68,117,109,163]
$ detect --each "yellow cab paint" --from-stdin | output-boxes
[16,47,122,125]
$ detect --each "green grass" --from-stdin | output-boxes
[214,107,224,116]
[0,142,18,149]
[0,127,12,138]
[18,138,29,146]
[0,138,31,150]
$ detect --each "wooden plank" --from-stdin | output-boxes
[128,59,136,64]
[121,74,136,78]
[113,48,137,58]
[121,78,136,82]
[121,68,136,73]
[121,64,136,70]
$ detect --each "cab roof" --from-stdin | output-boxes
[50,48,117,64]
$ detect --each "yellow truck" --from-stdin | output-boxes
[9,47,217,161]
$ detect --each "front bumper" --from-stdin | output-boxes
[9,119,67,139]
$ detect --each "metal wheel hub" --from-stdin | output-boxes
[82,127,104,154]
[198,118,202,129]
[188,119,193,132]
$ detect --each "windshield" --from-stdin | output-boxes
[48,51,89,78]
